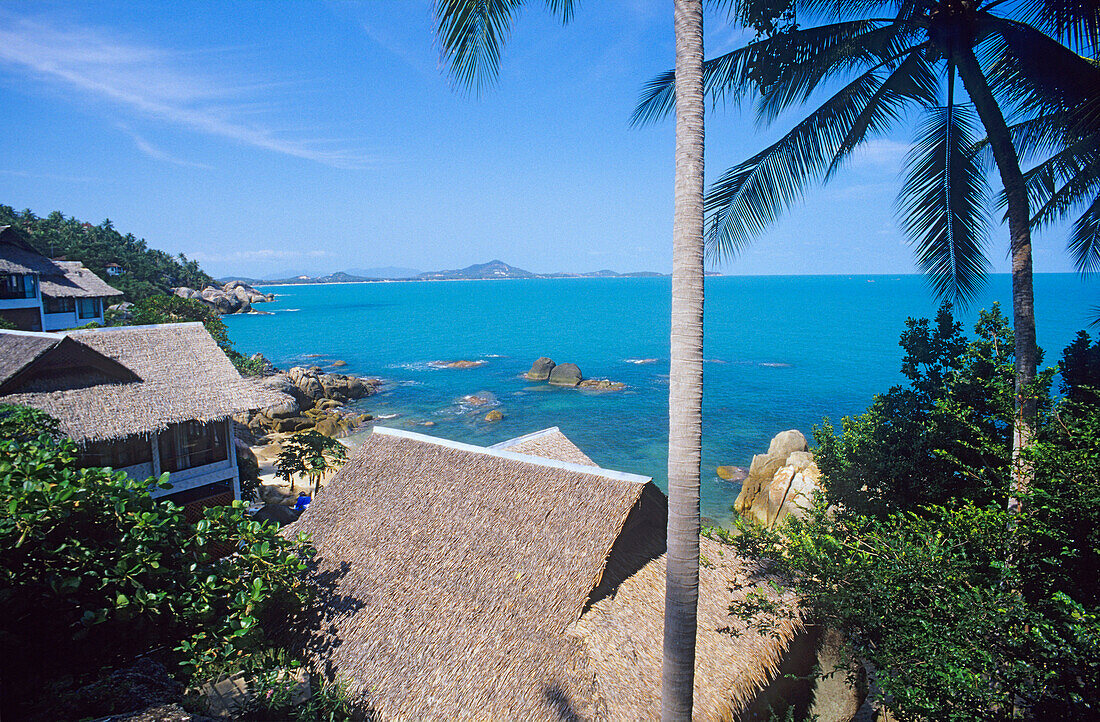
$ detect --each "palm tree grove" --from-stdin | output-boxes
[0,1,1097,720]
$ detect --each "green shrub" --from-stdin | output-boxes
[0,404,315,717]
[726,309,1099,720]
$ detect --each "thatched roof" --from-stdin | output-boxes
[0,330,138,396]
[0,226,120,297]
[0,323,287,442]
[40,261,121,298]
[571,535,803,720]
[0,226,57,275]
[0,332,59,387]
[489,426,597,466]
[289,427,801,720]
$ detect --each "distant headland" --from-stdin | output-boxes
[219,260,676,286]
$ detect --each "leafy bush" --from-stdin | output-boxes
[813,303,1051,518]
[726,308,1099,720]
[0,404,315,718]
[275,431,348,495]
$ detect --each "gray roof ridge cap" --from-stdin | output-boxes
[0,329,65,339]
[373,426,651,484]
[489,426,562,449]
[68,322,205,334]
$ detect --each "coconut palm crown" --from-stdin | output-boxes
[635,0,1100,496]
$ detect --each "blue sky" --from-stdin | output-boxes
[0,1,1089,279]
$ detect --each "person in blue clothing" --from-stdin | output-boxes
[294,491,312,513]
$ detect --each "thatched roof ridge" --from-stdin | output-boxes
[572,535,804,720]
[289,427,653,719]
[40,261,122,298]
[491,426,598,467]
[0,331,62,387]
[0,240,58,275]
[0,323,288,442]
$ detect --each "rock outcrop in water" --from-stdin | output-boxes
[525,357,556,380]
[734,429,823,527]
[548,362,583,386]
[525,357,625,390]
[173,281,274,315]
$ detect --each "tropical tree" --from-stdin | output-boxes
[275,430,348,496]
[634,0,1100,508]
[432,1,706,716]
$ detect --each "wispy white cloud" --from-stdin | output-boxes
[117,125,213,169]
[190,248,331,263]
[849,138,910,169]
[0,12,367,168]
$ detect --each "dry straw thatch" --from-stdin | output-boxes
[0,225,57,275]
[0,226,121,297]
[489,426,597,466]
[40,260,121,298]
[289,426,801,720]
[0,323,287,443]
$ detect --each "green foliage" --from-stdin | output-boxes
[238,667,355,722]
[814,303,1050,517]
[727,312,1100,720]
[1060,329,1100,404]
[275,431,348,496]
[0,316,16,330]
[238,446,262,503]
[0,404,315,717]
[0,205,213,302]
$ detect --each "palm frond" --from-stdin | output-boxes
[792,0,906,22]
[435,0,525,93]
[1068,194,1100,274]
[1023,134,1100,227]
[1013,0,1100,56]
[542,0,575,23]
[631,19,891,126]
[980,13,1100,133]
[704,55,922,259]
[977,112,1074,167]
[756,21,920,123]
[897,105,992,303]
[825,49,937,180]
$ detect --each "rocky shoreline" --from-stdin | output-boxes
[174,280,274,315]
[234,357,382,504]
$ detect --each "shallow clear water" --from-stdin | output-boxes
[224,274,1096,526]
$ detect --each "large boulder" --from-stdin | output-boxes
[526,357,556,380]
[734,429,821,527]
[548,362,583,386]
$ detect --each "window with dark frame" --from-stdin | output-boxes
[0,274,37,300]
[44,296,76,314]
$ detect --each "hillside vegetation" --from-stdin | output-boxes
[0,205,212,302]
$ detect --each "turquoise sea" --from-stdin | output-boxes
[224,274,1097,525]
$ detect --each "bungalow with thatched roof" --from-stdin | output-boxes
[0,323,287,514]
[288,426,803,720]
[0,225,121,331]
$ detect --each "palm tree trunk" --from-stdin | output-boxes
[663,1,704,719]
[954,48,1037,510]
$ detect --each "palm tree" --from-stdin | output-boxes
[432,1,706,716]
[634,0,1100,507]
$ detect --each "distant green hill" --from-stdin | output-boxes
[0,205,213,302]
